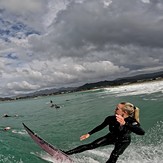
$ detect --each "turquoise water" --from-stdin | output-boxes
[0,81,163,163]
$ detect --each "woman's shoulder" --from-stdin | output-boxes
[126,116,136,122]
[126,116,140,125]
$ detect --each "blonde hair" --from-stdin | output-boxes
[120,102,140,122]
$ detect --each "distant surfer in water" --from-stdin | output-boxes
[63,102,145,163]
[2,113,19,118]
[2,114,11,117]
[0,126,11,131]
[50,100,54,107]
[4,126,11,131]
[50,100,60,109]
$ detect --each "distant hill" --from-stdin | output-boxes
[14,87,77,99]
[76,71,163,91]
[1,71,163,101]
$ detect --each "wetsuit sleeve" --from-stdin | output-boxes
[88,117,110,135]
[125,121,145,135]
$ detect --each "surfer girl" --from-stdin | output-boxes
[63,102,145,163]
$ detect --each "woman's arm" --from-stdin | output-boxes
[88,117,109,135]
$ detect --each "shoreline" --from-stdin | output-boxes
[0,78,163,102]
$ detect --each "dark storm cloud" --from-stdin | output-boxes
[52,0,163,50]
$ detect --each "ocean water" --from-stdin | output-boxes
[0,80,163,163]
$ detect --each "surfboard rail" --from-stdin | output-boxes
[23,123,73,162]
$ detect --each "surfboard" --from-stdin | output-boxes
[23,123,73,162]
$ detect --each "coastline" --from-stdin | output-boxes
[0,78,162,102]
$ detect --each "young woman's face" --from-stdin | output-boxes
[115,104,125,115]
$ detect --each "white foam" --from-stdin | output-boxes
[103,80,163,96]
[0,154,23,163]
[12,129,27,135]
[87,149,109,158]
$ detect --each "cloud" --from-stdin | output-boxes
[0,0,48,31]
[0,0,44,12]
[0,0,163,97]
[29,0,163,60]
[7,81,40,91]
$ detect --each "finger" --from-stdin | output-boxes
[80,135,86,141]
[80,137,86,141]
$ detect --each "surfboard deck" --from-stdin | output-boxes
[23,123,73,163]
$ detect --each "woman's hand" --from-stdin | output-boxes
[80,133,90,141]
[116,114,126,125]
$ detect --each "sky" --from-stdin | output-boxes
[0,0,163,97]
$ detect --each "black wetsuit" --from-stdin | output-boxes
[65,115,145,163]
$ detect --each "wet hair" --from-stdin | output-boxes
[120,102,140,122]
